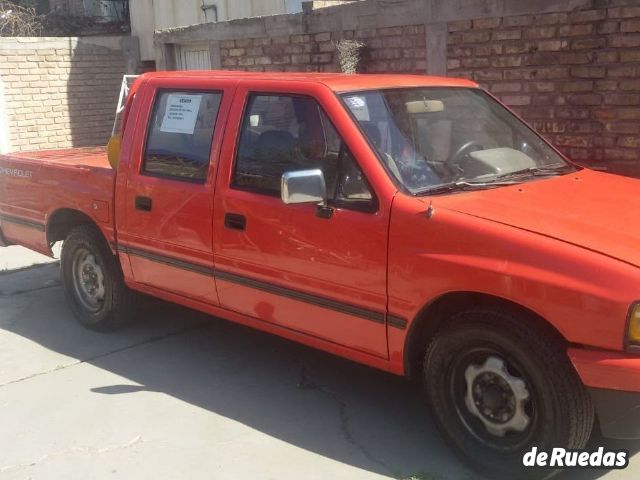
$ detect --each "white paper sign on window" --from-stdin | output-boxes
[160,94,202,134]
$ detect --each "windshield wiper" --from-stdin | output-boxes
[414,163,574,195]
[495,164,575,180]
[415,180,521,196]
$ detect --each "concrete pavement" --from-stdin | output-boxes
[0,246,639,480]
[0,244,59,272]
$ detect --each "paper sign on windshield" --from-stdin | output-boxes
[160,94,202,134]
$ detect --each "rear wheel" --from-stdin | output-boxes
[423,309,593,479]
[61,225,134,331]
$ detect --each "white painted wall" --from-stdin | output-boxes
[130,0,155,61]
[131,0,291,61]
[154,0,206,30]
[132,0,354,62]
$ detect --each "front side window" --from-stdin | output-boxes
[342,88,575,194]
[233,94,374,210]
[144,90,222,181]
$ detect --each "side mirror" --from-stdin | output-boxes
[281,169,327,205]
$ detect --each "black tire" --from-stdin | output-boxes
[60,225,135,331]
[423,309,593,479]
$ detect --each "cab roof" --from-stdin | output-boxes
[139,70,478,93]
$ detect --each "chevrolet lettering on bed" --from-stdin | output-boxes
[0,166,32,178]
[1,71,639,479]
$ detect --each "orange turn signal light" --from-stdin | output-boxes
[627,304,640,344]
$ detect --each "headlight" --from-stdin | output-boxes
[626,303,640,347]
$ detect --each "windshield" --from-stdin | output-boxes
[341,87,573,194]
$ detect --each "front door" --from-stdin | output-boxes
[118,78,234,304]
[213,84,390,358]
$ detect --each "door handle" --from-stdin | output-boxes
[224,213,246,231]
[135,196,153,212]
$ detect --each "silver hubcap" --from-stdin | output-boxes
[464,356,530,437]
[72,248,105,312]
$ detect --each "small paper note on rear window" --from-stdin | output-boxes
[160,94,202,134]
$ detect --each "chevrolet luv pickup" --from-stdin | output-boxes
[2,71,640,477]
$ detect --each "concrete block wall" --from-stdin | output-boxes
[0,36,137,153]
[155,0,640,175]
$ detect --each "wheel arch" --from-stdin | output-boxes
[403,291,567,379]
[46,208,109,251]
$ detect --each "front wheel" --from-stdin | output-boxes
[61,225,135,331]
[423,309,594,479]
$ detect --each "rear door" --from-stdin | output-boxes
[212,80,392,358]
[117,77,235,304]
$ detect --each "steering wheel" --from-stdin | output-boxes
[449,141,484,167]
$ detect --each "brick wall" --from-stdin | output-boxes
[447,5,640,174]
[0,36,130,152]
[219,24,426,73]
[156,0,640,176]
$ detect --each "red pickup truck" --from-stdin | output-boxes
[2,71,640,477]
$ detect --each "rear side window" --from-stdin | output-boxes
[143,90,222,181]
[233,94,375,211]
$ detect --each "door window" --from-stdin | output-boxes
[143,90,222,182]
[233,94,375,211]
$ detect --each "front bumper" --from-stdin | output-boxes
[569,347,640,439]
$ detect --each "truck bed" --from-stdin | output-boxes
[2,146,112,169]
[0,147,116,255]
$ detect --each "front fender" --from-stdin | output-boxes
[387,194,640,368]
